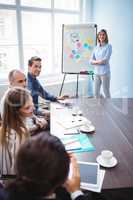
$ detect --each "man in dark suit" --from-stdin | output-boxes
[0,133,92,200]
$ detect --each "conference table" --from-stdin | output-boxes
[51,98,133,199]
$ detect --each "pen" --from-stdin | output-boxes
[67,147,82,151]
[64,133,80,135]
[64,131,80,135]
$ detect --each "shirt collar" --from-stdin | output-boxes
[43,193,56,199]
[98,42,107,47]
[28,72,36,80]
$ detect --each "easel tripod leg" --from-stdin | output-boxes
[76,74,79,98]
[59,73,66,96]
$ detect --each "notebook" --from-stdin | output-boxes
[61,134,95,153]
[63,138,82,151]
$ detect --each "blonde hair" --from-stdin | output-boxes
[0,87,30,146]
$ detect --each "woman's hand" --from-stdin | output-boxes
[35,117,48,129]
[91,59,106,65]
[64,154,80,193]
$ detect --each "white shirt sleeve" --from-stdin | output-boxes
[71,190,84,200]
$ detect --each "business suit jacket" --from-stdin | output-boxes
[0,186,92,200]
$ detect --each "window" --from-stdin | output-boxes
[22,12,52,74]
[21,0,51,8]
[54,0,80,10]
[0,9,19,78]
[0,0,15,4]
[0,0,83,79]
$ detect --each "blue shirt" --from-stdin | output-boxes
[90,43,112,75]
[27,72,57,111]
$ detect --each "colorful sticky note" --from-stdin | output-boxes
[77,42,82,48]
[69,54,74,59]
[75,54,80,59]
[72,50,76,54]
[84,43,89,48]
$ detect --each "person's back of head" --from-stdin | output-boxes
[6,133,70,200]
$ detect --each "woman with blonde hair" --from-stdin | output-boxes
[90,29,112,98]
[0,87,34,175]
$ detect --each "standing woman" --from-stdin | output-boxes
[0,87,34,175]
[90,29,112,98]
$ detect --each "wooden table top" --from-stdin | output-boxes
[70,98,133,189]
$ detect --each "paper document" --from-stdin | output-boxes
[61,134,95,153]
[56,116,89,129]
[63,138,82,151]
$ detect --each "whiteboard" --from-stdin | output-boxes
[62,24,97,74]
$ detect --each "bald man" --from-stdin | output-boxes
[0,70,27,118]
[0,69,48,133]
[8,69,27,88]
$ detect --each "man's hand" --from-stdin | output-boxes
[57,95,69,100]
[64,154,80,193]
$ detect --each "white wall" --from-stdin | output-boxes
[87,0,133,97]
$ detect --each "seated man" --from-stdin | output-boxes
[0,69,27,117]
[27,56,69,116]
[0,69,48,134]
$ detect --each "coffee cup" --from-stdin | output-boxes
[72,106,80,116]
[101,150,113,164]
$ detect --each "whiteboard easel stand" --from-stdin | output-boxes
[59,71,94,98]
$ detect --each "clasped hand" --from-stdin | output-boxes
[64,154,80,193]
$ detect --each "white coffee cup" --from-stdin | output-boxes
[72,106,80,116]
[101,150,113,164]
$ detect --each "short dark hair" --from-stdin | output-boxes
[28,56,42,66]
[7,133,70,199]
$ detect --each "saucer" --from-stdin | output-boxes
[79,125,95,133]
[96,155,118,168]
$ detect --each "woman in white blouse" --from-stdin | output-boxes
[0,87,35,175]
[90,29,112,98]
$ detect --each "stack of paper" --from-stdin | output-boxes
[56,116,90,129]
[62,138,82,151]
